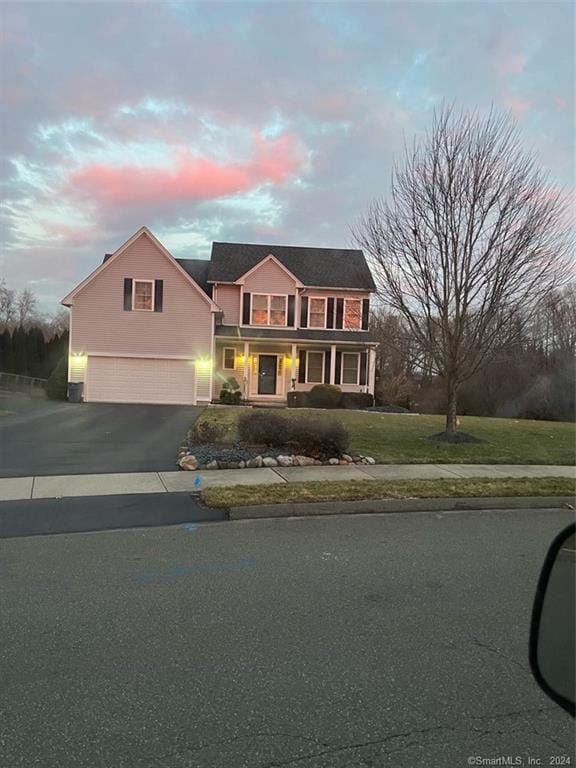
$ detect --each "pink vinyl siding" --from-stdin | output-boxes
[69,232,212,359]
[214,284,241,325]
[243,259,297,295]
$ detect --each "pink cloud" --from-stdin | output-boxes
[502,95,532,120]
[68,133,304,205]
[494,51,526,77]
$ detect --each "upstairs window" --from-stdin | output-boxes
[344,299,362,330]
[133,280,154,311]
[308,297,326,328]
[250,294,287,326]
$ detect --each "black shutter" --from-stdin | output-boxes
[123,278,133,311]
[298,350,306,383]
[335,351,342,384]
[361,299,369,330]
[327,298,334,329]
[154,280,163,312]
[359,352,368,386]
[242,292,251,325]
[287,295,295,327]
[300,296,308,328]
[324,349,331,384]
[335,298,344,329]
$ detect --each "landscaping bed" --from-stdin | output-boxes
[189,406,576,465]
[178,408,375,470]
[201,477,576,508]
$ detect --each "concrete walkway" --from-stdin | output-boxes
[0,464,574,502]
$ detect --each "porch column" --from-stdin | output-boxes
[290,343,297,389]
[368,348,376,395]
[330,344,336,384]
[243,341,250,399]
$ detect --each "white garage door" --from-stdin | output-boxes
[85,356,196,405]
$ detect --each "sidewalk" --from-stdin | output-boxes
[1,464,574,502]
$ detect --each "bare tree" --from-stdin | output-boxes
[16,288,38,328]
[354,105,573,437]
[0,279,16,328]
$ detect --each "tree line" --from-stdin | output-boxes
[371,285,575,421]
[0,280,69,380]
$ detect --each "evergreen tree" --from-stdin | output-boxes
[11,325,28,375]
[0,329,11,372]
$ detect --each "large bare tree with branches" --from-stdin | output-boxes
[354,105,573,438]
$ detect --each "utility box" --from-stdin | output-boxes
[67,382,84,403]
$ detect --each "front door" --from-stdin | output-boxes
[258,355,277,395]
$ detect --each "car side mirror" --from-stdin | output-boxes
[530,523,575,717]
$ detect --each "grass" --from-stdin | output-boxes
[202,477,576,508]
[194,407,576,465]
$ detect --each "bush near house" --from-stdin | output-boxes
[45,356,68,400]
[219,376,242,405]
[341,392,374,409]
[308,384,342,409]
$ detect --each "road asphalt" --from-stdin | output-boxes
[1,507,574,767]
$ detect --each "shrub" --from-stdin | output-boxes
[219,376,242,405]
[192,419,228,443]
[340,392,374,410]
[308,384,342,409]
[237,410,288,447]
[287,391,309,408]
[287,418,349,458]
[46,356,68,400]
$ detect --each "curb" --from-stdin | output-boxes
[228,496,576,520]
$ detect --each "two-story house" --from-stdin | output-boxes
[61,226,378,405]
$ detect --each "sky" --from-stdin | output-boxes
[1,1,574,314]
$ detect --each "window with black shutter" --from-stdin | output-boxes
[334,350,342,384]
[298,349,306,383]
[287,295,295,327]
[335,298,344,329]
[326,298,334,329]
[324,349,331,383]
[359,352,368,385]
[154,280,164,312]
[242,292,251,325]
[361,299,369,330]
[123,278,133,311]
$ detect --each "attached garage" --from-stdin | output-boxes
[85,356,197,405]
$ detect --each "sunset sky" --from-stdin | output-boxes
[1,1,574,313]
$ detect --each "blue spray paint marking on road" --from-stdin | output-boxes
[181,523,199,533]
[193,475,202,490]
[138,558,256,584]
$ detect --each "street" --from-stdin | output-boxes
[0,396,201,477]
[1,507,574,767]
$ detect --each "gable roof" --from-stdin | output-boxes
[207,242,376,291]
[61,227,219,309]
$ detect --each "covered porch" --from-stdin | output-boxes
[212,340,377,404]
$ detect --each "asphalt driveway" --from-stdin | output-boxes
[0,394,202,477]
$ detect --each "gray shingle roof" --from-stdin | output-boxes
[175,258,212,296]
[208,242,376,291]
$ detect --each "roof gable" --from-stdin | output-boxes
[235,253,303,287]
[207,242,376,291]
[61,227,218,309]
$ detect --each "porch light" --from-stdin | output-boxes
[70,353,87,366]
[195,357,212,371]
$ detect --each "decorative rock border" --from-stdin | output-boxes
[177,448,376,471]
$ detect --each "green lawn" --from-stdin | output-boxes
[202,477,576,507]
[193,407,576,465]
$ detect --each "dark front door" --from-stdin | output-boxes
[258,355,277,395]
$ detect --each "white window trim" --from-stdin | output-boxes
[307,296,327,329]
[222,347,236,370]
[341,352,360,385]
[250,293,288,327]
[132,279,155,312]
[306,350,325,384]
[343,298,362,330]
